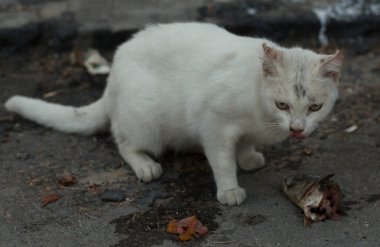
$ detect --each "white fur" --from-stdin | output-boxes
[4,22,343,205]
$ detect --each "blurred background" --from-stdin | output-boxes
[1,0,380,51]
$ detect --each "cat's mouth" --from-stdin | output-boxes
[290,131,307,139]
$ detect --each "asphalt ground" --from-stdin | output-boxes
[1,33,380,247]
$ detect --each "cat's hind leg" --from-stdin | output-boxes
[117,141,163,182]
[236,137,265,171]
[112,121,163,182]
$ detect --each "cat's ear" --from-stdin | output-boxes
[318,50,344,83]
[262,43,282,77]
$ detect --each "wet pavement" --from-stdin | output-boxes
[1,33,380,246]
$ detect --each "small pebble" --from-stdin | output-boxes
[101,189,126,202]
[303,147,313,156]
[58,175,76,187]
[344,124,358,133]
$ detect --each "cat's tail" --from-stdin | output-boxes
[4,95,108,135]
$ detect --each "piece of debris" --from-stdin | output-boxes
[42,91,58,98]
[58,174,76,187]
[62,67,73,78]
[70,47,85,66]
[167,215,208,241]
[303,147,313,156]
[87,183,102,195]
[282,174,342,226]
[43,90,64,99]
[101,189,126,202]
[83,49,111,75]
[27,176,48,186]
[0,115,14,123]
[41,193,62,207]
[344,124,358,133]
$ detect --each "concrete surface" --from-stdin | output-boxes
[1,36,380,247]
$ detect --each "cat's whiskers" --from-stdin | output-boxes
[274,129,287,139]
[324,109,348,122]
[317,109,348,132]
[265,125,285,139]
[258,121,289,139]
[260,122,280,129]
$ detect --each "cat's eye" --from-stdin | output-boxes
[275,102,289,111]
[309,104,323,112]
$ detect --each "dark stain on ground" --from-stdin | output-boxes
[264,139,305,172]
[22,216,72,233]
[244,214,267,225]
[110,153,221,247]
[338,199,365,214]
[366,194,380,203]
[340,200,357,211]
[233,213,267,226]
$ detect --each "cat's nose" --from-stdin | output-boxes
[290,127,304,133]
[290,128,306,139]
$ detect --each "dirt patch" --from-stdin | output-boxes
[366,194,380,203]
[244,214,267,225]
[111,154,221,247]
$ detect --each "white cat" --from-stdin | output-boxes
[5,22,343,206]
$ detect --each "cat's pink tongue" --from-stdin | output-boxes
[291,131,306,139]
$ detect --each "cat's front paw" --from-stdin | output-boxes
[135,161,163,182]
[217,187,246,206]
[237,151,265,171]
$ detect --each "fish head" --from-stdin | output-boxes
[282,174,342,226]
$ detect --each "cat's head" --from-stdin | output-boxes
[260,43,344,139]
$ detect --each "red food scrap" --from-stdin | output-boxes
[41,193,61,207]
[167,216,208,241]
